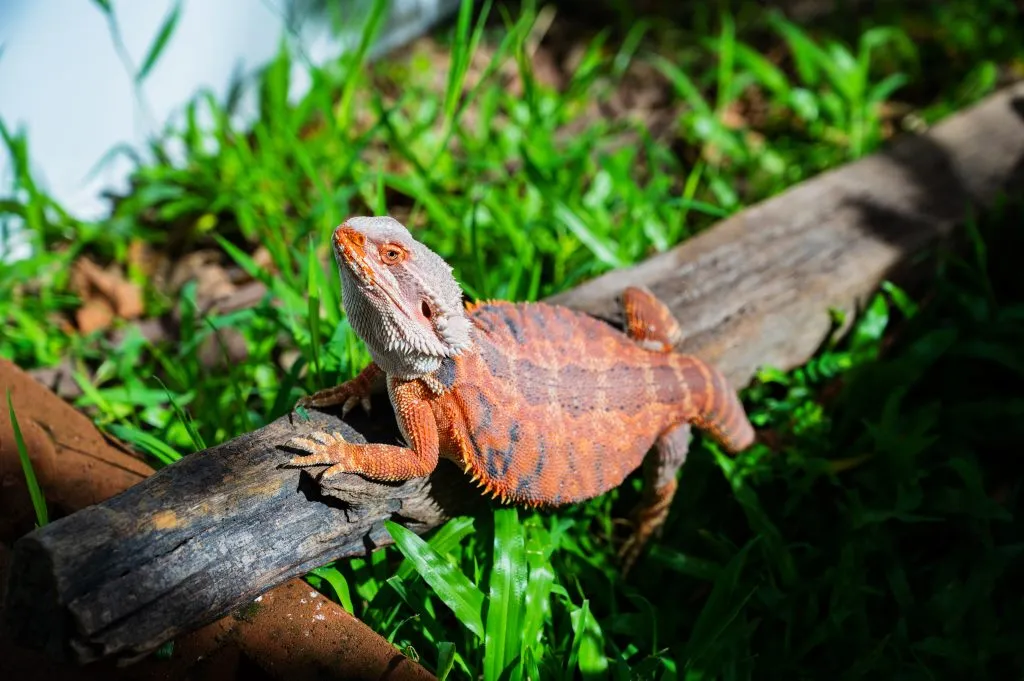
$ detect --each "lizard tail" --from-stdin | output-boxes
[671,354,755,453]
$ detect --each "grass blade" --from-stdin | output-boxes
[396,516,477,580]
[650,55,712,115]
[336,0,389,127]
[571,598,609,679]
[682,538,759,668]
[306,236,323,387]
[136,0,181,83]
[484,508,528,681]
[7,389,48,526]
[308,565,355,613]
[564,598,609,680]
[552,202,625,270]
[385,520,486,640]
[517,525,554,679]
[436,641,457,680]
[105,423,183,467]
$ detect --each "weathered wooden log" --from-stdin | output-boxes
[3,403,482,665]
[0,359,436,680]
[6,80,1024,667]
[551,81,1024,389]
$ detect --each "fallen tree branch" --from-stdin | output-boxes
[0,358,435,680]
[6,81,1024,666]
[4,404,483,665]
[550,82,1024,389]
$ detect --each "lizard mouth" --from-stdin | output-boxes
[333,226,377,288]
[332,224,421,323]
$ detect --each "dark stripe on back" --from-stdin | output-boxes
[482,422,519,482]
[508,422,521,445]
[506,356,654,417]
[516,358,556,406]
[605,362,650,415]
[477,335,513,382]
[489,305,528,344]
[471,308,501,334]
[470,388,494,440]
[516,430,549,496]
[525,303,578,345]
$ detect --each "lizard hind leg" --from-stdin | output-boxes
[618,286,689,575]
[618,423,691,576]
[621,285,683,353]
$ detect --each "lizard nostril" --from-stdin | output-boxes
[421,300,433,319]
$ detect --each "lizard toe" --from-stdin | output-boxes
[340,395,373,417]
[617,534,646,578]
[320,461,352,479]
[285,431,350,468]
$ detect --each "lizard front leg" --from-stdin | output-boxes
[286,386,439,482]
[296,362,382,415]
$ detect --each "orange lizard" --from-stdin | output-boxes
[287,216,755,571]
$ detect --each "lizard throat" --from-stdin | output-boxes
[341,273,472,379]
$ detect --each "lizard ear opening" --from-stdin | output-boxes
[421,300,433,320]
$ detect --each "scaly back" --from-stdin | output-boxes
[433,300,751,506]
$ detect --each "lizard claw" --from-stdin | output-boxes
[295,393,330,410]
[340,394,373,417]
[286,431,352,475]
[295,366,381,415]
[617,535,644,578]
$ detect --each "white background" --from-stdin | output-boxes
[0,0,458,259]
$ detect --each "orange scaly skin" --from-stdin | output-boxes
[428,299,753,505]
[287,217,755,572]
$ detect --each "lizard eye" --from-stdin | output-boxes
[379,243,406,265]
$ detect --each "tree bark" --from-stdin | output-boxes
[6,80,1024,666]
[3,405,483,665]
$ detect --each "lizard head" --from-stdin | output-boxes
[331,216,472,378]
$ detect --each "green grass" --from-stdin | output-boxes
[7,389,49,527]
[306,196,1024,679]
[2,0,1023,678]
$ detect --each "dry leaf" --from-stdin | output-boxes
[69,256,145,333]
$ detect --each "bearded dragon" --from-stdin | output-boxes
[287,216,755,571]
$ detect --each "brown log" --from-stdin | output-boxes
[3,399,482,665]
[0,358,439,680]
[5,80,1024,667]
[550,81,1024,389]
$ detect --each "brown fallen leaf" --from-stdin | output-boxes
[167,249,237,303]
[74,297,117,335]
[0,357,153,540]
[69,255,145,333]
